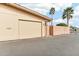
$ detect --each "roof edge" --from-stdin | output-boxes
[2,3,52,21]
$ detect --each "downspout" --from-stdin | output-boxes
[45,21,48,37]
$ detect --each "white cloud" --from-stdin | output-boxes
[53,0,79,3]
[75,25,79,28]
[74,5,79,11]
[53,18,76,26]
[53,19,65,23]
[19,3,73,15]
[69,20,74,25]
[36,4,53,9]
[74,5,79,17]
[52,18,67,25]
[57,3,72,7]
[1,0,79,3]
[36,3,61,11]
[56,3,72,12]
[19,3,61,12]
[32,8,48,15]
[0,0,52,3]
[69,17,79,27]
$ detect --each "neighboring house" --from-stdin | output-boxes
[70,27,79,33]
[70,26,76,33]
[0,3,52,41]
[76,28,79,33]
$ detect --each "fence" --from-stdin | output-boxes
[49,26,70,36]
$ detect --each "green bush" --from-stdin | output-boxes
[56,23,68,27]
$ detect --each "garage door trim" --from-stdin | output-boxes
[19,19,42,23]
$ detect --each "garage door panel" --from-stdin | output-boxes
[19,20,42,39]
[0,14,18,41]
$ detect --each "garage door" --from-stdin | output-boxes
[0,13,18,41]
[19,19,42,39]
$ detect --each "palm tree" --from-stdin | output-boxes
[49,7,55,26]
[49,7,55,36]
[62,7,74,26]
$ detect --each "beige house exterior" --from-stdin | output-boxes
[0,3,52,41]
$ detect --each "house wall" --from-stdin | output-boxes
[0,4,49,41]
[76,29,79,33]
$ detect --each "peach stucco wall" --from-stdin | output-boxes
[53,26,70,35]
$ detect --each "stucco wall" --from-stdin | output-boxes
[53,26,70,35]
[49,26,70,36]
[0,4,48,41]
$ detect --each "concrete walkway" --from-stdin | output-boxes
[0,33,79,56]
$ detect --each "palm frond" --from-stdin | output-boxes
[62,7,74,20]
[49,7,55,15]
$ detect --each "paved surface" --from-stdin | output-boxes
[0,33,79,56]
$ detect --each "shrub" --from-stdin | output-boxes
[56,23,68,27]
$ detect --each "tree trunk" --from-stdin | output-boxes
[67,12,69,26]
[67,19,69,26]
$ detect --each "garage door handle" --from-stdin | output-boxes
[6,27,12,30]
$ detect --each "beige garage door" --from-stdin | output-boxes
[0,13,18,41]
[19,19,42,39]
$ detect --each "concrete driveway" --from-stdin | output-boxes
[0,33,79,56]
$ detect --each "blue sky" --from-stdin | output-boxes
[19,3,79,28]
